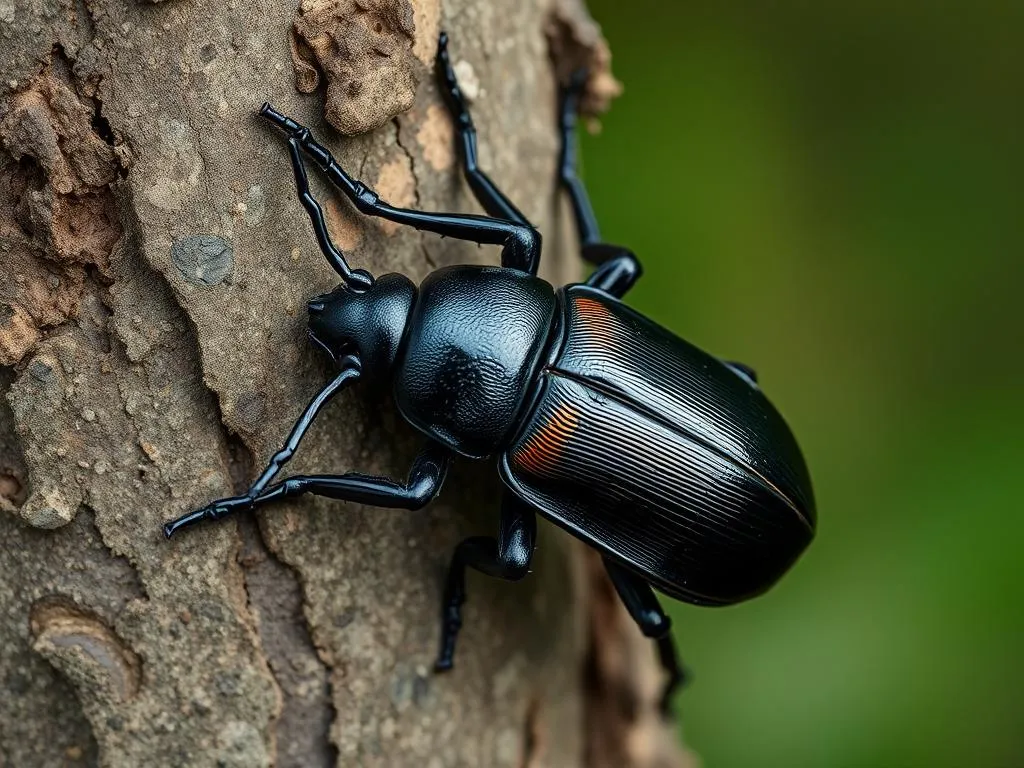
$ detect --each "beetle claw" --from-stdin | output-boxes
[162,506,212,538]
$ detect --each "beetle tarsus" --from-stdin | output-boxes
[258,102,282,125]
[163,505,217,538]
[435,493,536,673]
[434,600,464,672]
[258,102,292,131]
[656,635,687,717]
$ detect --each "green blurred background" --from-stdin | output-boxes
[581,2,1024,766]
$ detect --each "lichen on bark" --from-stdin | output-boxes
[0,0,690,764]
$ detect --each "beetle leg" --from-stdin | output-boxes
[250,355,360,496]
[161,357,361,537]
[559,69,601,247]
[654,635,685,717]
[435,491,536,672]
[603,558,686,717]
[260,105,542,275]
[286,138,373,290]
[558,73,645,298]
[162,442,450,537]
[436,32,531,227]
[582,244,643,297]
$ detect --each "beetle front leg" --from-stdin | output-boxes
[260,105,542,275]
[603,558,686,717]
[163,442,451,537]
[286,138,373,290]
[249,355,361,495]
[161,357,361,537]
[435,491,536,671]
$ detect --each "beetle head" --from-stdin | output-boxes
[307,273,416,381]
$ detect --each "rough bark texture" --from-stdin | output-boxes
[0,0,695,764]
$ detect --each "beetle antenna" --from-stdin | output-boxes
[259,103,374,291]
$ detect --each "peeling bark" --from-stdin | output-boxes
[1,0,690,764]
[290,0,419,136]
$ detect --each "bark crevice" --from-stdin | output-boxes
[241,515,339,768]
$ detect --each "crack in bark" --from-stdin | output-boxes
[77,501,149,602]
[393,113,439,274]
[239,515,338,768]
[212,413,337,767]
[519,695,545,768]
[0,367,29,513]
[392,116,421,211]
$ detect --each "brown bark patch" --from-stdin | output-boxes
[546,0,623,118]
[0,58,123,364]
[374,152,416,234]
[1,77,117,196]
[415,103,454,171]
[290,0,419,135]
[0,301,43,366]
[410,0,441,66]
[323,196,366,252]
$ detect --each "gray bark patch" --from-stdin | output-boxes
[172,235,234,286]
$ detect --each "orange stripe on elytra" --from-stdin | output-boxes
[573,296,617,341]
[514,402,581,475]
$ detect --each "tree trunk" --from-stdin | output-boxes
[0,0,695,764]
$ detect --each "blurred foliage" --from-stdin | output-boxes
[582,2,1024,766]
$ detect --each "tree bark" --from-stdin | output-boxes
[0,0,695,765]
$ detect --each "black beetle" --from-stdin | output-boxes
[164,33,816,713]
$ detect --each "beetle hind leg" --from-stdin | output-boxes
[435,491,536,672]
[558,69,600,248]
[582,243,643,298]
[655,635,685,716]
[603,558,687,717]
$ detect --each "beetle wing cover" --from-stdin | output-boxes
[560,288,815,519]
[501,287,815,605]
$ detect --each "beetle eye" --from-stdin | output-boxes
[308,300,326,314]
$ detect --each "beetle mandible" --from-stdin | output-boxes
[163,32,816,714]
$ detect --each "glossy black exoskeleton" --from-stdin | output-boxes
[163,33,816,714]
